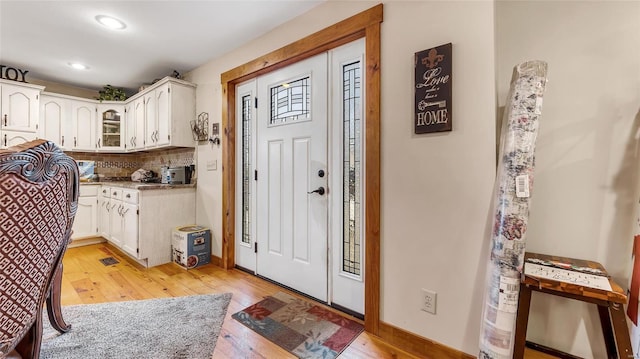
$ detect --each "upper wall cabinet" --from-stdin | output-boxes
[128,77,195,150]
[37,76,196,153]
[40,94,70,149]
[97,103,125,151]
[2,131,38,148]
[70,99,97,151]
[0,80,43,133]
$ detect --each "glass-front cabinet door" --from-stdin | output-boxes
[97,103,125,151]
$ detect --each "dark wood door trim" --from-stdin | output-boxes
[220,4,382,335]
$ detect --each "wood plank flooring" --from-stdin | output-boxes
[59,243,557,358]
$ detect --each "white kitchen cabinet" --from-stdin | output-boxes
[125,101,142,151]
[40,94,70,149]
[108,187,123,247]
[134,99,145,150]
[71,185,99,239]
[97,103,125,151]
[143,90,156,148]
[137,187,195,267]
[1,130,37,148]
[0,80,43,133]
[125,97,145,151]
[99,186,111,239]
[125,101,134,150]
[121,190,139,257]
[70,99,96,151]
[38,76,195,153]
[100,187,139,257]
[129,77,194,150]
[94,184,195,267]
[155,84,170,147]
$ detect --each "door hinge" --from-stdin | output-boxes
[168,134,170,141]
[168,88,170,94]
[136,209,139,215]
[254,242,258,253]
[254,170,258,181]
[137,248,139,253]
[35,124,38,130]
[254,97,258,108]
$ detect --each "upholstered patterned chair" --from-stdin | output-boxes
[0,140,79,358]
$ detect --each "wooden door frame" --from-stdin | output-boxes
[220,4,382,334]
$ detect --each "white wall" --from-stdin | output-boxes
[496,1,640,357]
[379,1,495,354]
[187,1,497,356]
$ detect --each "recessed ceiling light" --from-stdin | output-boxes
[69,63,89,70]
[95,15,126,30]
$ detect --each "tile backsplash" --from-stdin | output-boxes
[66,147,195,181]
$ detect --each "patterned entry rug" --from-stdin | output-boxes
[41,293,232,359]
[232,292,364,359]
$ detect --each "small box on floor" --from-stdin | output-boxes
[172,225,211,269]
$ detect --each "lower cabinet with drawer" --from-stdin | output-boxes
[98,185,195,267]
[71,185,99,240]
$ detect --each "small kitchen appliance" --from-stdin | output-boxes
[161,166,193,184]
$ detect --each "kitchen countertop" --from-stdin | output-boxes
[80,181,196,190]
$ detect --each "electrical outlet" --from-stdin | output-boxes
[421,289,437,314]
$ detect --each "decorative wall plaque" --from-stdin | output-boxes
[414,43,452,134]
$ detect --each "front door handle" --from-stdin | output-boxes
[307,187,325,195]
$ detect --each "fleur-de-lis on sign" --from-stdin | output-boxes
[422,48,444,69]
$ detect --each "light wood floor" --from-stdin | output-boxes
[59,243,557,358]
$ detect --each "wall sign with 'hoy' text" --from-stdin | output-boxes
[0,65,29,83]
[414,43,452,134]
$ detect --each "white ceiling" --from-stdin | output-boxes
[0,1,323,94]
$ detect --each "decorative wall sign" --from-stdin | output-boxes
[0,64,28,83]
[414,43,452,134]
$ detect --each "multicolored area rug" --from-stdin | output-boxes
[232,292,364,359]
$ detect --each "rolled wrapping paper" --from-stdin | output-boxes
[479,60,548,359]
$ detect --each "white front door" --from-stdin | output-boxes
[234,41,365,312]
[256,53,328,301]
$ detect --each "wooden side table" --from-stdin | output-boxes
[514,252,633,359]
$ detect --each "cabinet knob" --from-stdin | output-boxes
[126,194,130,198]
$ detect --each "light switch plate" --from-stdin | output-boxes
[207,160,217,171]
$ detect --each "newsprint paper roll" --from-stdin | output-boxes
[479,60,548,359]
